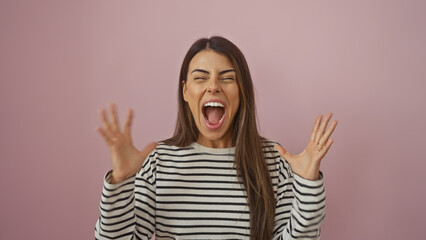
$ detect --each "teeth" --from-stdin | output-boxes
[204,102,224,108]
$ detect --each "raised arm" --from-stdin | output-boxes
[273,112,337,239]
[94,102,157,239]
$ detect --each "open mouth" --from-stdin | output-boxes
[202,101,226,130]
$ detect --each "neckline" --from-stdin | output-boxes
[190,142,236,154]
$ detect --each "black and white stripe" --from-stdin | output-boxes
[95,140,325,240]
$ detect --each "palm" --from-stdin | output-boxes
[95,102,158,183]
[275,113,338,180]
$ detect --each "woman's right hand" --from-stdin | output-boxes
[95,102,158,184]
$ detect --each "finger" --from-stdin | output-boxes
[95,126,113,147]
[315,112,333,143]
[319,120,338,148]
[310,114,322,142]
[108,102,121,133]
[123,108,133,138]
[99,108,114,139]
[274,145,292,164]
[318,138,334,162]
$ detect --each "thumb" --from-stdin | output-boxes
[274,145,292,163]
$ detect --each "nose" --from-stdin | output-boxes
[207,78,221,94]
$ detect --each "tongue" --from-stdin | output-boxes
[205,107,224,125]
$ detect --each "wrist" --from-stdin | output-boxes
[311,172,321,181]
[110,171,130,184]
[295,171,321,181]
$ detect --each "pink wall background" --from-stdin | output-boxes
[1,0,425,239]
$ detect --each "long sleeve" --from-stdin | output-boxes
[95,151,157,240]
[275,156,326,240]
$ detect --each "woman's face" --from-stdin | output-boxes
[183,49,240,148]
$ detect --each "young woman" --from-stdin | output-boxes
[94,36,338,240]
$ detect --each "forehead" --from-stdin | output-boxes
[188,49,234,71]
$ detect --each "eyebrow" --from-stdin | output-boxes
[191,69,235,75]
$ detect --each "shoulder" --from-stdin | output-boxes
[260,138,290,180]
[259,138,291,171]
[260,138,280,152]
[140,141,188,167]
[259,138,282,162]
[138,142,193,176]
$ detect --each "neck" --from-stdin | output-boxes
[197,132,233,148]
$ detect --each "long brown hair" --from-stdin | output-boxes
[163,36,275,239]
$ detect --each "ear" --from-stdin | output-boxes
[182,80,188,102]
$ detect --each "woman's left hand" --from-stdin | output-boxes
[274,112,338,180]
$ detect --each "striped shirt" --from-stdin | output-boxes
[95,140,326,240]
